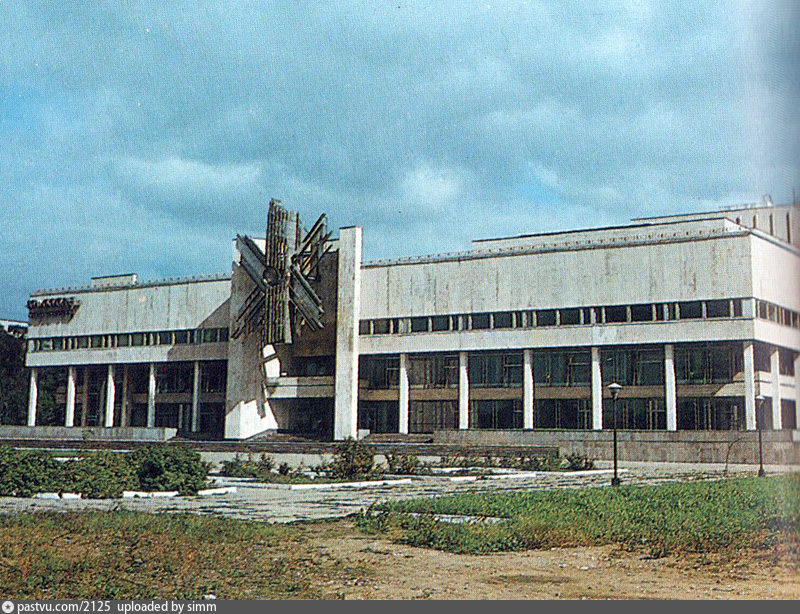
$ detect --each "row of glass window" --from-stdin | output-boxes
[359,343,769,390]
[357,396,768,432]
[359,298,745,336]
[29,328,229,352]
[756,300,800,330]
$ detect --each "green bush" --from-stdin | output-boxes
[0,444,209,498]
[563,453,594,471]
[384,453,427,475]
[440,452,561,472]
[323,439,376,479]
[61,451,137,498]
[219,453,274,480]
[0,446,63,497]
[129,445,209,494]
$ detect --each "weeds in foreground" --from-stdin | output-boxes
[0,511,358,599]
[356,475,800,559]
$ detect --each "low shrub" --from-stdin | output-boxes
[0,444,209,498]
[0,446,63,497]
[322,439,377,480]
[61,451,137,498]
[219,453,275,480]
[440,452,561,472]
[129,445,210,494]
[563,453,594,471]
[384,453,427,475]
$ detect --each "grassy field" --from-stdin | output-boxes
[2,476,798,599]
[357,475,800,557]
[0,511,362,599]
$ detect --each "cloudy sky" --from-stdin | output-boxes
[1,1,798,320]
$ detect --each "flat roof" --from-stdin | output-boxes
[32,272,231,297]
[632,201,796,222]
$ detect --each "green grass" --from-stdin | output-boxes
[356,475,800,557]
[0,511,359,599]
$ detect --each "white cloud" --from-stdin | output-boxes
[399,163,467,211]
[115,156,261,196]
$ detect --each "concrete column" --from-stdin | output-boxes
[147,363,156,428]
[191,360,201,432]
[795,353,800,430]
[333,226,362,440]
[80,368,89,426]
[743,341,756,430]
[120,365,129,427]
[591,347,603,430]
[770,348,782,429]
[664,344,677,431]
[104,365,115,427]
[27,368,38,427]
[65,366,76,427]
[459,351,469,429]
[523,349,534,429]
[398,353,409,434]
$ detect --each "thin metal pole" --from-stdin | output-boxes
[757,401,765,477]
[611,396,621,486]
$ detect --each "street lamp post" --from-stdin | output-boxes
[608,382,622,486]
[756,394,766,477]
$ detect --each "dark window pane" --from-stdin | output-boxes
[636,348,664,385]
[705,299,730,318]
[679,301,703,319]
[630,304,652,322]
[536,310,556,326]
[359,355,400,389]
[372,319,390,334]
[754,343,771,372]
[471,313,490,329]
[358,320,371,335]
[709,345,734,382]
[559,308,580,325]
[568,350,591,385]
[605,305,627,323]
[431,315,449,331]
[732,299,743,317]
[174,330,189,344]
[409,354,458,388]
[493,312,513,329]
[410,317,428,333]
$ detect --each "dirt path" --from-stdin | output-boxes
[298,520,799,600]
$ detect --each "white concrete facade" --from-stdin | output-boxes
[333,227,362,440]
[20,202,800,439]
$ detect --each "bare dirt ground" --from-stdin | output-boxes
[297,520,800,600]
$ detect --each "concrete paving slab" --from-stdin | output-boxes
[0,465,796,524]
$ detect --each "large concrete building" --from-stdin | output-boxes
[21,200,800,445]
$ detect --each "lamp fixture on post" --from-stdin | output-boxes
[608,382,622,486]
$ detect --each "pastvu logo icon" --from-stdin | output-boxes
[2,600,14,613]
